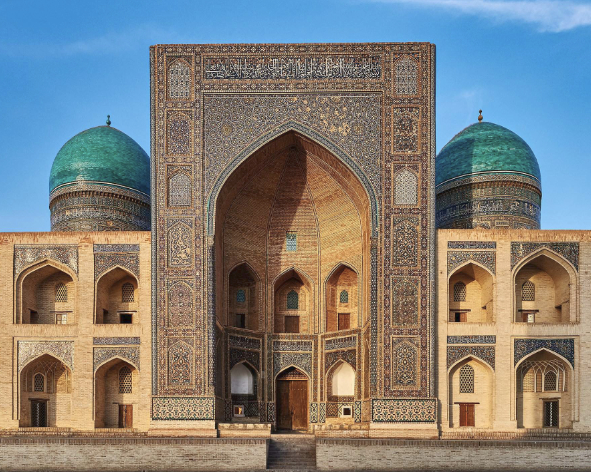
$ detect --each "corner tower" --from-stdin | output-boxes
[436,112,542,229]
[49,119,150,231]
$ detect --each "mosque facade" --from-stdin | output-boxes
[0,42,589,442]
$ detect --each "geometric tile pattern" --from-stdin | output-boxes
[152,397,215,420]
[372,398,437,423]
[447,346,495,370]
[511,242,579,270]
[447,336,496,345]
[14,245,78,277]
[93,346,140,372]
[93,337,141,345]
[514,338,574,367]
[18,340,74,373]
[447,251,496,275]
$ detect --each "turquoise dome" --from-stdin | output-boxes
[436,122,541,188]
[50,126,150,195]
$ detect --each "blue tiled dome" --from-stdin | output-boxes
[436,122,541,189]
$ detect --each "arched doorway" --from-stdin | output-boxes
[276,367,308,431]
[19,354,72,427]
[94,358,139,428]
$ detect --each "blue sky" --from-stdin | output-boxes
[0,0,590,231]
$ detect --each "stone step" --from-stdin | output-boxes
[267,438,316,470]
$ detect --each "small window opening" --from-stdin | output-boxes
[30,310,39,324]
[522,281,535,301]
[459,364,475,393]
[120,313,133,324]
[236,289,246,304]
[453,282,466,302]
[544,401,559,427]
[119,366,132,394]
[34,373,44,392]
[339,290,349,304]
[286,232,297,252]
[55,283,68,303]
[122,283,135,302]
[55,313,67,325]
[286,290,299,310]
[236,314,246,329]
[544,371,557,391]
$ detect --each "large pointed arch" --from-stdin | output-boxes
[207,123,378,237]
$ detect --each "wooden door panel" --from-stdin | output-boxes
[338,313,350,331]
[277,381,291,430]
[459,404,475,427]
[290,380,308,430]
[467,404,475,427]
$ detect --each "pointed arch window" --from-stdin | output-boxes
[339,290,349,304]
[34,373,45,392]
[122,283,134,302]
[522,281,535,301]
[544,371,557,392]
[453,282,466,302]
[55,283,68,302]
[119,366,132,394]
[286,290,299,310]
[236,289,246,304]
[459,364,474,393]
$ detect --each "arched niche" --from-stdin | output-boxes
[227,263,260,331]
[19,354,72,427]
[326,264,359,332]
[516,349,572,428]
[17,261,76,324]
[448,357,493,428]
[229,362,259,420]
[448,262,494,323]
[328,361,356,400]
[95,267,139,324]
[94,358,139,429]
[274,269,312,334]
[514,251,576,324]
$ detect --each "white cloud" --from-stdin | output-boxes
[0,24,179,58]
[368,0,591,32]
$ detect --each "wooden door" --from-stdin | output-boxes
[290,380,308,430]
[459,403,475,427]
[276,380,292,430]
[31,401,47,427]
[284,316,299,333]
[119,404,133,428]
[276,369,308,431]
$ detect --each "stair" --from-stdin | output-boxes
[267,434,316,470]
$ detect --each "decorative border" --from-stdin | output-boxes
[93,337,141,345]
[447,336,496,345]
[94,244,140,253]
[448,241,496,250]
[514,338,574,367]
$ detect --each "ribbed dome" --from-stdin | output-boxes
[436,122,541,188]
[49,126,150,196]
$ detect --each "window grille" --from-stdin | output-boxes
[55,283,68,302]
[522,281,535,301]
[286,290,299,310]
[459,364,474,393]
[453,282,466,302]
[119,366,132,394]
[286,232,297,252]
[122,283,134,302]
[236,289,246,304]
[339,290,349,304]
[34,373,44,392]
[544,401,559,427]
[544,371,557,391]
